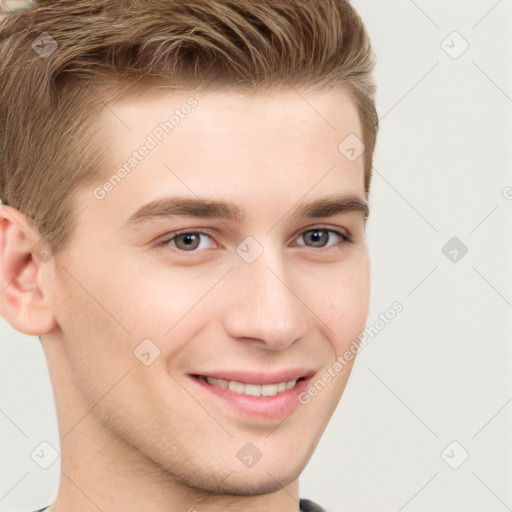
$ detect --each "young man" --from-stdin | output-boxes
[0,1,378,510]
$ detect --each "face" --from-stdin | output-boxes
[40,87,370,495]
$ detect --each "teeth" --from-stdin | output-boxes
[244,383,264,396]
[202,376,298,397]
[228,380,245,394]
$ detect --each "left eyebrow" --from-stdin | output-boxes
[289,194,369,222]
[124,193,369,227]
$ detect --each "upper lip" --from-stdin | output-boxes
[190,368,316,385]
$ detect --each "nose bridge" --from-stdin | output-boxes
[223,244,308,348]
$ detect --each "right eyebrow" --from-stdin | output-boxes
[125,196,245,226]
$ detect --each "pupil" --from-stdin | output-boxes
[178,234,199,250]
[309,230,327,247]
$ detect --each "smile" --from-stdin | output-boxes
[195,375,301,397]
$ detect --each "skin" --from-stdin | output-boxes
[0,86,370,512]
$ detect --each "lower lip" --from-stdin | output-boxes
[188,375,311,421]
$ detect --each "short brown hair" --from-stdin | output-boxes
[0,0,378,256]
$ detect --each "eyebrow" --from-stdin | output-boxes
[125,193,369,226]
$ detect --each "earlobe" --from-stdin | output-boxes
[0,204,57,336]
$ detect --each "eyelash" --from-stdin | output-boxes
[157,226,352,253]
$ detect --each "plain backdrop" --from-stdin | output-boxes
[1,0,511,511]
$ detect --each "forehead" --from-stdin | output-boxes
[81,87,366,231]
[98,86,363,174]
[104,85,363,138]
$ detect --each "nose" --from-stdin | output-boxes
[222,247,309,350]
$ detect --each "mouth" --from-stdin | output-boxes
[190,374,308,398]
[187,371,314,420]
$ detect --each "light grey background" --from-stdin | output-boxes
[1,1,511,511]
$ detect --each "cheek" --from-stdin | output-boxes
[317,258,371,352]
[52,260,136,377]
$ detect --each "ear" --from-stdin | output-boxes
[0,202,57,336]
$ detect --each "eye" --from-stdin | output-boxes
[296,228,351,249]
[159,230,217,252]
[158,227,351,253]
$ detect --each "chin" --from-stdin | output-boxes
[192,468,299,497]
